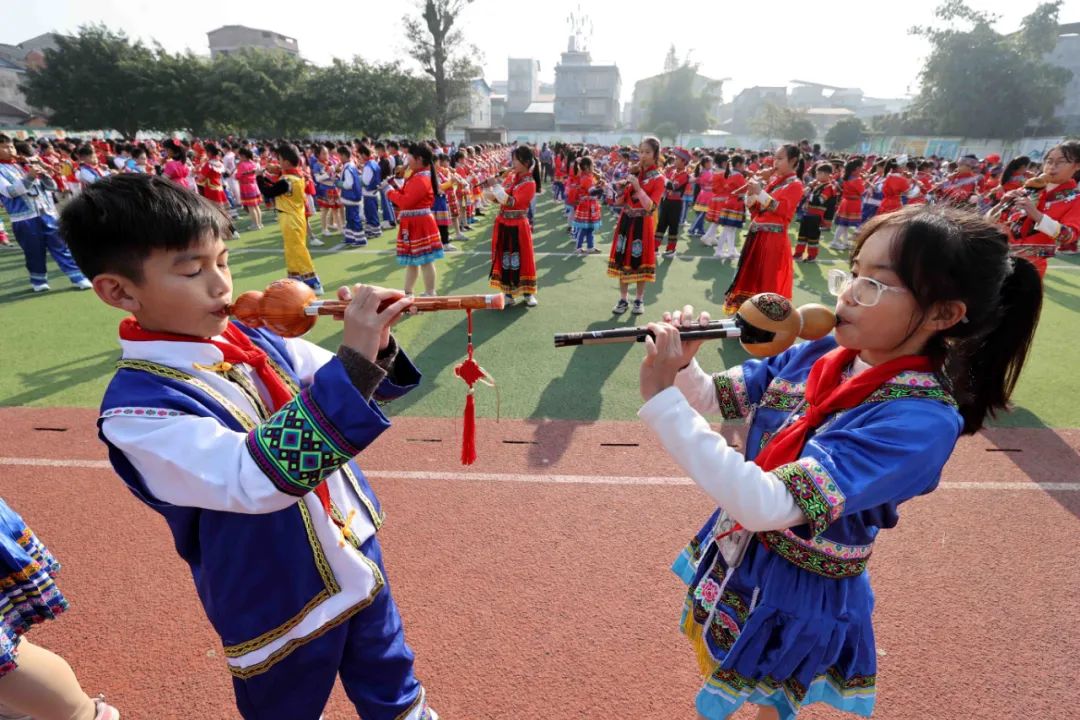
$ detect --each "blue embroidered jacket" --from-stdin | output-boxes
[98,324,419,660]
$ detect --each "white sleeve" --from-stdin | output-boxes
[1036,213,1062,238]
[638,387,805,532]
[284,337,335,386]
[361,165,374,185]
[673,359,721,415]
[0,172,29,198]
[341,169,354,190]
[756,189,771,206]
[101,413,300,514]
[906,183,921,199]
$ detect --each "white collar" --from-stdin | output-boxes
[119,337,228,369]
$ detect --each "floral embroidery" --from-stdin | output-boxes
[694,578,721,611]
[706,665,877,707]
[758,528,870,578]
[751,293,791,322]
[758,430,774,451]
[773,457,845,536]
[863,371,956,407]
[246,388,359,496]
[713,366,750,420]
[101,407,184,419]
[760,377,805,412]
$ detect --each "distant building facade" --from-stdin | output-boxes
[449,78,493,131]
[553,36,620,132]
[1045,22,1080,133]
[207,25,299,58]
[0,33,63,126]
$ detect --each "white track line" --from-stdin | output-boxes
[1,457,1077,491]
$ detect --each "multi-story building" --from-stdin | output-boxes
[449,78,493,131]
[730,86,788,134]
[553,35,620,132]
[0,33,62,126]
[207,25,299,59]
[1044,21,1080,133]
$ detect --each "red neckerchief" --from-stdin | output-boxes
[754,347,933,471]
[118,318,342,531]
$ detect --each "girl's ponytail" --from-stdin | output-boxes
[948,256,1043,432]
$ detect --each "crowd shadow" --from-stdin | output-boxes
[1,350,118,407]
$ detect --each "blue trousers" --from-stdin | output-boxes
[13,216,87,287]
[680,197,693,225]
[575,227,595,249]
[231,536,428,720]
[689,211,707,236]
[380,190,396,225]
[363,196,382,238]
[343,205,366,245]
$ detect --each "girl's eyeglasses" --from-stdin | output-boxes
[827,269,908,307]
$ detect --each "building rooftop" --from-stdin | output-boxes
[805,107,856,116]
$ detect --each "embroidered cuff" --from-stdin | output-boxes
[336,345,389,401]
[773,458,846,537]
[246,388,364,497]
[712,366,751,421]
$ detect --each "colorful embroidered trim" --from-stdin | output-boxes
[773,458,845,537]
[341,464,385,530]
[246,388,361,497]
[100,407,185,419]
[759,377,806,412]
[713,366,751,421]
[115,360,256,431]
[758,528,871,578]
[748,221,783,233]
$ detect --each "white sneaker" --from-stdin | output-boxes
[589,247,601,254]
[309,237,325,247]
[31,283,50,293]
[524,294,538,307]
[504,293,515,306]
[73,278,93,290]
[443,243,459,251]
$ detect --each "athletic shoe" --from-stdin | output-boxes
[73,278,93,290]
[504,293,515,306]
[612,298,629,314]
[631,299,645,315]
[662,250,676,258]
[589,247,601,254]
[443,243,459,251]
[309,237,325,247]
[31,283,50,293]
[524,294,538,307]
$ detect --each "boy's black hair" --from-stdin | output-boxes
[76,144,95,158]
[0,133,11,144]
[13,141,32,157]
[60,174,233,282]
[276,143,301,167]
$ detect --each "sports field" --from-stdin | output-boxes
[0,197,1077,719]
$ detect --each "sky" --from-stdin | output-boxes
[5,0,1078,104]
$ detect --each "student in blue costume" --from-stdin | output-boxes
[60,174,437,720]
[636,205,1043,720]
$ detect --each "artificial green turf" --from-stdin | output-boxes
[1,198,1077,428]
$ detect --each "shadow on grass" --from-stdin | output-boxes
[1,350,118,407]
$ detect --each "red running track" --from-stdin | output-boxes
[0,408,1077,719]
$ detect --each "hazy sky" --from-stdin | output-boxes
[5,0,1078,104]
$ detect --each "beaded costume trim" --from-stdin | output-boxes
[773,458,845,537]
[712,366,751,421]
[246,388,361,497]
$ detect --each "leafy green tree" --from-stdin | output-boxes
[21,24,158,137]
[907,1,1070,138]
[825,117,865,150]
[645,64,718,136]
[751,104,815,142]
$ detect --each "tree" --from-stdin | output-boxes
[663,44,679,73]
[403,0,481,142]
[751,104,815,142]
[304,59,434,138]
[824,117,865,150]
[907,1,1071,138]
[653,121,679,144]
[199,49,311,137]
[21,24,159,137]
[644,63,718,136]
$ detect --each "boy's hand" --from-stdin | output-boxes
[338,284,414,362]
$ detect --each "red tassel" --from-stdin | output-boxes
[461,390,477,465]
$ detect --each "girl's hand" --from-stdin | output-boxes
[746,179,762,197]
[661,305,711,368]
[640,321,687,401]
[1012,196,1037,218]
[628,174,641,189]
